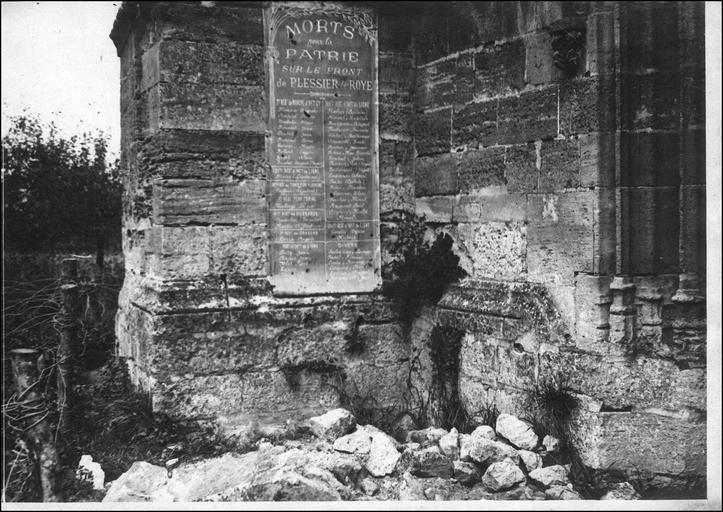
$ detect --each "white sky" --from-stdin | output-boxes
[1,1,121,159]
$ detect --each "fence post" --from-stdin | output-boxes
[57,258,80,438]
[10,348,63,502]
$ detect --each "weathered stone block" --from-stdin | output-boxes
[210,224,267,277]
[498,88,558,144]
[159,40,263,86]
[620,72,681,131]
[415,107,452,156]
[452,100,498,149]
[456,222,527,279]
[538,138,581,192]
[526,192,595,284]
[586,12,615,76]
[524,32,558,85]
[453,194,526,224]
[455,53,475,105]
[619,2,679,73]
[415,59,457,111]
[152,3,264,44]
[414,153,458,196]
[559,77,616,135]
[415,196,455,223]
[157,82,265,132]
[379,51,414,94]
[620,131,680,188]
[474,40,525,100]
[380,92,413,138]
[457,147,506,193]
[152,178,266,226]
[579,132,615,188]
[505,143,538,193]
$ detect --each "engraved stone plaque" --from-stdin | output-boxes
[264,2,381,295]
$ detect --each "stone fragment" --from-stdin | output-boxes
[426,427,449,444]
[391,413,417,443]
[103,461,171,502]
[412,446,454,479]
[309,409,356,442]
[241,467,343,501]
[482,460,526,492]
[332,427,372,455]
[545,484,582,500]
[600,482,641,500]
[365,431,402,477]
[360,477,379,496]
[518,450,543,472]
[471,425,496,440]
[467,437,520,466]
[453,461,481,487]
[406,428,432,444]
[528,465,569,488]
[495,413,539,450]
[77,454,105,491]
[543,434,562,453]
[439,428,460,459]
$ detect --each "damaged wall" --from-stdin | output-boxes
[110,0,707,486]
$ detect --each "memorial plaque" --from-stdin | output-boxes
[264,2,381,295]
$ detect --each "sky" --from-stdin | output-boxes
[1,1,121,159]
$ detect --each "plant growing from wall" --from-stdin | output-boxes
[382,212,466,325]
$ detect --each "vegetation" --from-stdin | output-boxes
[2,114,122,262]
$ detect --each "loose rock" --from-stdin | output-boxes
[467,437,520,466]
[426,427,448,444]
[542,434,561,453]
[412,446,453,479]
[77,454,105,491]
[546,484,582,500]
[360,477,379,496]
[495,414,538,450]
[600,482,641,500]
[332,427,372,455]
[518,450,543,472]
[470,425,496,440]
[102,461,171,502]
[482,460,526,492]
[528,465,569,488]
[309,409,356,442]
[439,428,459,459]
[452,461,481,487]
[365,431,402,477]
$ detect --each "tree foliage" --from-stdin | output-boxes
[2,115,122,255]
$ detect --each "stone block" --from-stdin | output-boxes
[586,12,616,76]
[620,131,680,187]
[619,2,679,73]
[457,147,506,193]
[498,87,558,144]
[380,181,415,215]
[620,72,681,131]
[455,53,475,105]
[379,51,414,94]
[415,60,457,110]
[355,323,408,366]
[524,32,558,85]
[159,40,263,86]
[415,108,452,156]
[505,143,538,193]
[559,77,616,136]
[379,92,413,138]
[452,100,498,149]
[416,196,455,223]
[152,178,266,226]
[152,3,264,44]
[456,222,527,280]
[526,192,595,284]
[473,40,525,100]
[538,138,581,192]
[625,187,680,275]
[453,194,526,224]
[210,224,267,277]
[414,153,458,196]
[157,82,265,132]
[579,132,615,188]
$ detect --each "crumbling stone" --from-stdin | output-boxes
[467,437,520,466]
[333,427,372,455]
[365,430,402,477]
[482,460,526,492]
[528,465,569,488]
[495,414,539,450]
[411,446,454,479]
[542,434,562,453]
[439,428,460,459]
[545,484,582,500]
[309,409,356,442]
[600,482,641,500]
[518,450,543,472]
[452,461,481,487]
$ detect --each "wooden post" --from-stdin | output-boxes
[57,258,80,438]
[10,349,63,502]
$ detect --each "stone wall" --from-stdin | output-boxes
[407,1,706,485]
[111,0,707,485]
[111,1,416,431]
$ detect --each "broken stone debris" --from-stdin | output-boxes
[103,409,596,502]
